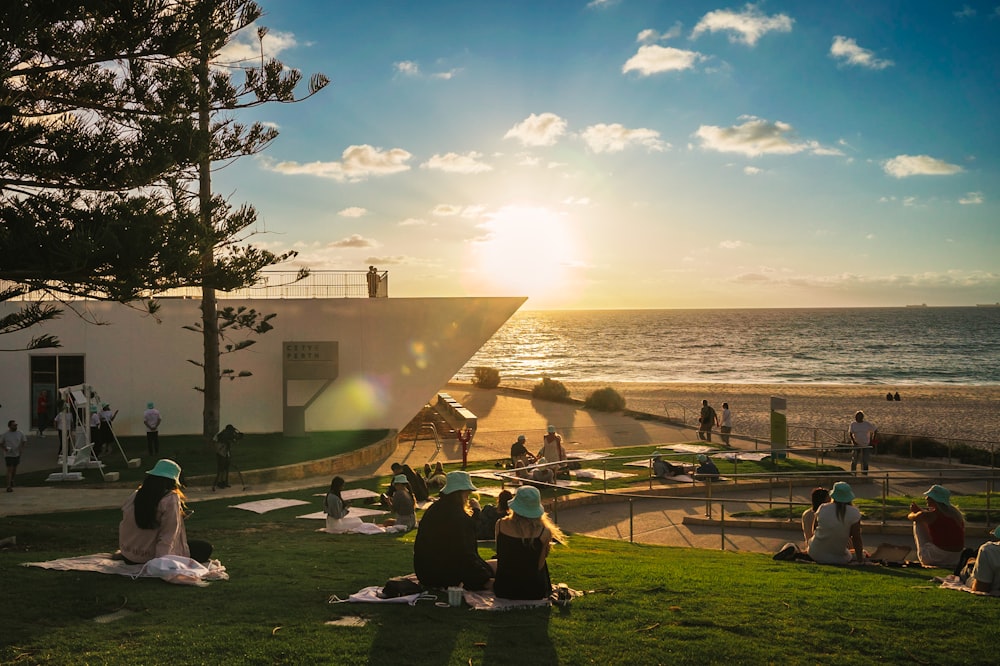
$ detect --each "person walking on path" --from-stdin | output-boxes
[3,419,28,492]
[143,402,162,456]
[848,410,877,476]
[698,400,719,442]
[720,402,732,446]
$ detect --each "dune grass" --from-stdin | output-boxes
[3,481,999,665]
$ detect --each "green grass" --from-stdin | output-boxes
[733,493,1000,525]
[17,430,388,486]
[2,485,998,665]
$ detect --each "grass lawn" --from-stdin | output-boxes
[15,429,389,487]
[3,481,998,665]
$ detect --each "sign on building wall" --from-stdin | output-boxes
[283,342,339,436]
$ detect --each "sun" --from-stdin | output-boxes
[464,205,582,302]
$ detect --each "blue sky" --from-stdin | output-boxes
[214,1,1000,309]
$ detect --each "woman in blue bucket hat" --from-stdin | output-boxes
[807,482,864,564]
[413,471,492,590]
[494,486,566,600]
[115,459,213,564]
[908,484,966,568]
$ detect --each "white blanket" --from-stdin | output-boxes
[571,468,634,480]
[935,575,1000,596]
[229,498,310,514]
[659,444,714,454]
[297,507,387,520]
[23,553,228,586]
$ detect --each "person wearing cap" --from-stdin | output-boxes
[116,459,213,564]
[494,486,565,600]
[964,526,1000,593]
[807,481,864,564]
[848,410,877,476]
[908,485,966,568]
[692,453,720,481]
[3,419,28,492]
[388,474,416,531]
[142,402,162,456]
[510,434,535,468]
[537,426,567,477]
[413,471,493,590]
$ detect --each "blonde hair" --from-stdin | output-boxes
[503,511,567,546]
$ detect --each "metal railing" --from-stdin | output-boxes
[1,270,389,301]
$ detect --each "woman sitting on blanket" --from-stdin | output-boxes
[413,471,493,590]
[116,459,212,564]
[324,476,365,533]
[386,474,416,531]
[652,455,685,479]
[692,454,720,481]
[493,486,565,600]
[807,482,865,565]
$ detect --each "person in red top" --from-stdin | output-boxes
[908,484,965,568]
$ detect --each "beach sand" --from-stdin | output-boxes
[500,381,1000,446]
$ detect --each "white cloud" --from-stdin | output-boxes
[691,4,793,46]
[395,61,420,76]
[731,270,1000,290]
[365,255,409,265]
[217,24,296,64]
[955,5,977,19]
[338,207,368,218]
[882,154,963,178]
[562,197,591,206]
[504,113,567,147]
[830,36,893,70]
[622,45,705,76]
[587,0,618,8]
[431,204,486,218]
[580,123,666,153]
[329,234,376,248]
[397,218,427,226]
[421,151,493,174]
[432,68,461,80]
[694,116,841,157]
[517,154,542,167]
[637,23,683,44]
[959,192,984,205]
[268,145,412,182]
[720,240,743,249]
[743,166,762,175]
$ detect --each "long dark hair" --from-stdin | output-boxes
[811,487,830,512]
[133,474,181,530]
[328,476,344,499]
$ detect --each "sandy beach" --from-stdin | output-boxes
[500,380,1000,446]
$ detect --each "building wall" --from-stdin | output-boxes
[0,296,525,436]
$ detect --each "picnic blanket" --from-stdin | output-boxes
[229,498,310,514]
[566,451,611,460]
[463,586,583,611]
[297,507,387,520]
[23,553,229,586]
[712,451,771,462]
[658,444,714,454]
[570,468,634,480]
[934,575,1000,596]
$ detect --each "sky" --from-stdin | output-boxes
[213,0,1000,310]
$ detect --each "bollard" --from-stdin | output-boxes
[629,498,634,543]
[720,503,726,551]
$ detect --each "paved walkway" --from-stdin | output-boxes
[3,384,992,560]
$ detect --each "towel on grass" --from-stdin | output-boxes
[463,586,583,611]
[712,451,771,462]
[659,444,714,454]
[23,553,228,586]
[229,498,310,514]
[934,575,1000,596]
[566,451,611,460]
[297,507,387,520]
[571,468,634,480]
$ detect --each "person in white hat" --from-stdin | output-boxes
[494,486,565,600]
[413,471,492,590]
[115,459,212,564]
[908,484,966,568]
[807,481,864,565]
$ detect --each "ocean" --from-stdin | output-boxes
[456,307,1000,385]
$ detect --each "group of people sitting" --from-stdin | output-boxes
[651,453,720,482]
[777,480,1000,590]
[509,426,571,484]
[413,470,564,600]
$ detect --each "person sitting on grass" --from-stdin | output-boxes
[386,474,416,531]
[807,481,864,565]
[692,454,720,481]
[413,471,493,590]
[802,487,831,545]
[425,461,447,489]
[493,486,566,601]
[958,526,1000,593]
[652,455,686,479]
[401,463,429,503]
[510,434,536,468]
[116,459,212,564]
[323,476,364,534]
[908,484,966,569]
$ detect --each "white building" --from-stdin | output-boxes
[0,293,524,437]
